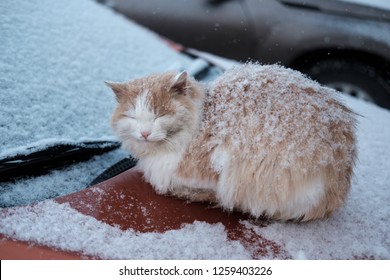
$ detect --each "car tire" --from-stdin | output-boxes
[301,59,390,109]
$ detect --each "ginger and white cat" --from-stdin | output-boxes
[107,64,357,221]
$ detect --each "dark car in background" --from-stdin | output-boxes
[100,0,390,108]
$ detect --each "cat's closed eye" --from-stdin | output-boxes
[155,113,168,119]
[122,113,136,120]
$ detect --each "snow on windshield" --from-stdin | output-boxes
[0,0,192,207]
[0,0,191,156]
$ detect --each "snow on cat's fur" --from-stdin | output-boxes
[108,64,357,221]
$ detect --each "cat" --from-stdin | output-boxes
[107,63,357,221]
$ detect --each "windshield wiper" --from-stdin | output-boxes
[0,140,120,183]
[89,155,138,186]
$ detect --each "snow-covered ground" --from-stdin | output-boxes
[0,0,389,259]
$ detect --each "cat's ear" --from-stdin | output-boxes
[170,71,188,94]
[105,81,127,101]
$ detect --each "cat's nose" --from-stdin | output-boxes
[141,131,151,140]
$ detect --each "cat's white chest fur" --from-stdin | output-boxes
[136,151,183,194]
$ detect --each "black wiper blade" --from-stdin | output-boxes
[0,140,121,183]
[89,155,138,186]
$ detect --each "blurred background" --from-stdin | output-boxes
[98,0,390,109]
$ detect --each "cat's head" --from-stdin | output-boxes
[107,71,204,157]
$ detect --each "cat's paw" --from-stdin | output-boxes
[169,187,217,204]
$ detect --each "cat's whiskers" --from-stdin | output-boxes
[116,131,132,139]
[161,137,177,151]
[163,137,189,155]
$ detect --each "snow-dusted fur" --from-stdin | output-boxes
[108,64,357,221]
